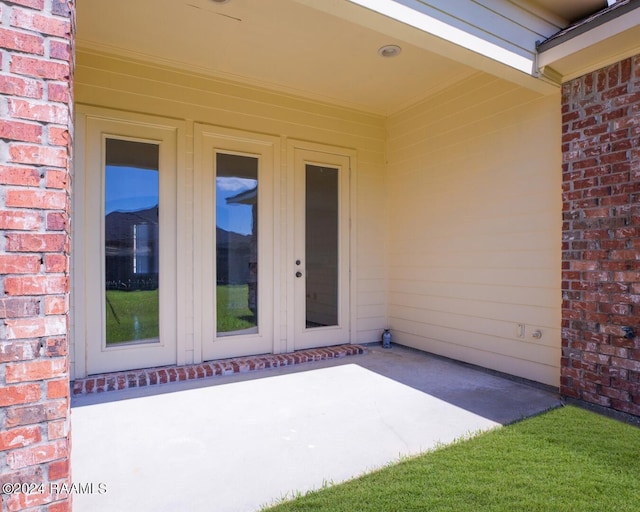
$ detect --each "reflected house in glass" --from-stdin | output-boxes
[220,185,258,317]
[105,206,159,291]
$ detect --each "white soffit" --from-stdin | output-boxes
[77,0,480,116]
[537,6,640,82]
[294,0,562,94]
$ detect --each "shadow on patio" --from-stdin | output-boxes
[70,345,561,512]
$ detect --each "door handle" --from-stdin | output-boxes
[296,271,303,278]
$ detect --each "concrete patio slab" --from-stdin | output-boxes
[71,345,561,511]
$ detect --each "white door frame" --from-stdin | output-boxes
[286,140,357,352]
[74,107,185,376]
[194,124,280,361]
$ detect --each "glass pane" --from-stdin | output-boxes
[216,153,258,335]
[305,164,339,328]
[104,138,160,345]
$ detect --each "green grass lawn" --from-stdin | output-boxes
[106,289,159,344]
[106,285,256,343]
[216,284,256,332]
[263,406,640,512]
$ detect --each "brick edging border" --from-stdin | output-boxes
[72,344,367,396]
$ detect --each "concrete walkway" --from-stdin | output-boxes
[71,345,561,511]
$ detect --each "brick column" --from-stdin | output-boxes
[0,1,74,511]
[561,55,640,419]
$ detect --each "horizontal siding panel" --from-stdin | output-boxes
[389,292,559,328]
[387,72,497,131]
[390,317,560,372]
[355,329,384,344]
[391,232,558,255]
[357,290,386,307]
[357,317,386,333]
[389,80,518,141]
[78,82,382,153]
[386,71,561,386]
[357,304,386,320]
[389,279,558,309]
[387,79,542,145]
[388,264,558,289]
[389,306,557,348]
[387,89,554,172]
[76,62,385,152]
[356,266,386,280]
[389,249,559,271]
[393,331,559,387]
[357,278,386,294]
[78,51,385,132]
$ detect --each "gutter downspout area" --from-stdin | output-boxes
[535,0,640,83]
[536,0,637,54]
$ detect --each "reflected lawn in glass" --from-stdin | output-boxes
[105,290,159,345]
[104,138,160,345]
[217,284,256,333]
[216,153,258,335]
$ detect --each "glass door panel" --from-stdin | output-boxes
[81,111,179,376]
[196,124,276,362]
[104,138,160,345]
[305,165,339,328]
[215,153,258,336]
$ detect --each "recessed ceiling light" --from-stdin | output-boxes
[378,44,402,58]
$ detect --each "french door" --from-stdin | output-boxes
[291,145,351,350]
[196,125,277,361]
[196,132,352,360]
[76,114,352,377]
[77,109,181,375]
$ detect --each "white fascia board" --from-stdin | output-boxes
[537,8,640,72]
[348,0,536,74]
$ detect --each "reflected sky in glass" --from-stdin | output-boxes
[105,166,255,235]
[216,177,256,235]
[106,166,159,214]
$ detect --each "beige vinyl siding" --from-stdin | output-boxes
[385,72,562,386]
[73,49,387,371]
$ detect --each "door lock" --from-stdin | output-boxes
[296,271,303,278]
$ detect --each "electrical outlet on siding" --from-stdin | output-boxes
[529,328,543,341]
[516,324,543,341]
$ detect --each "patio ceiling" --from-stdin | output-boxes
[76,0,606,116]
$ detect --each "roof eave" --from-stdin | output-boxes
[537,1,640,83]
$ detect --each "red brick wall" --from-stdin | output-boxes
[0,1,74,510]
[561,55,640,418]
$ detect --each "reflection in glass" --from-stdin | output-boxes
[104,138,160,345]
[305,165,339,328]
[216,153,258,335]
